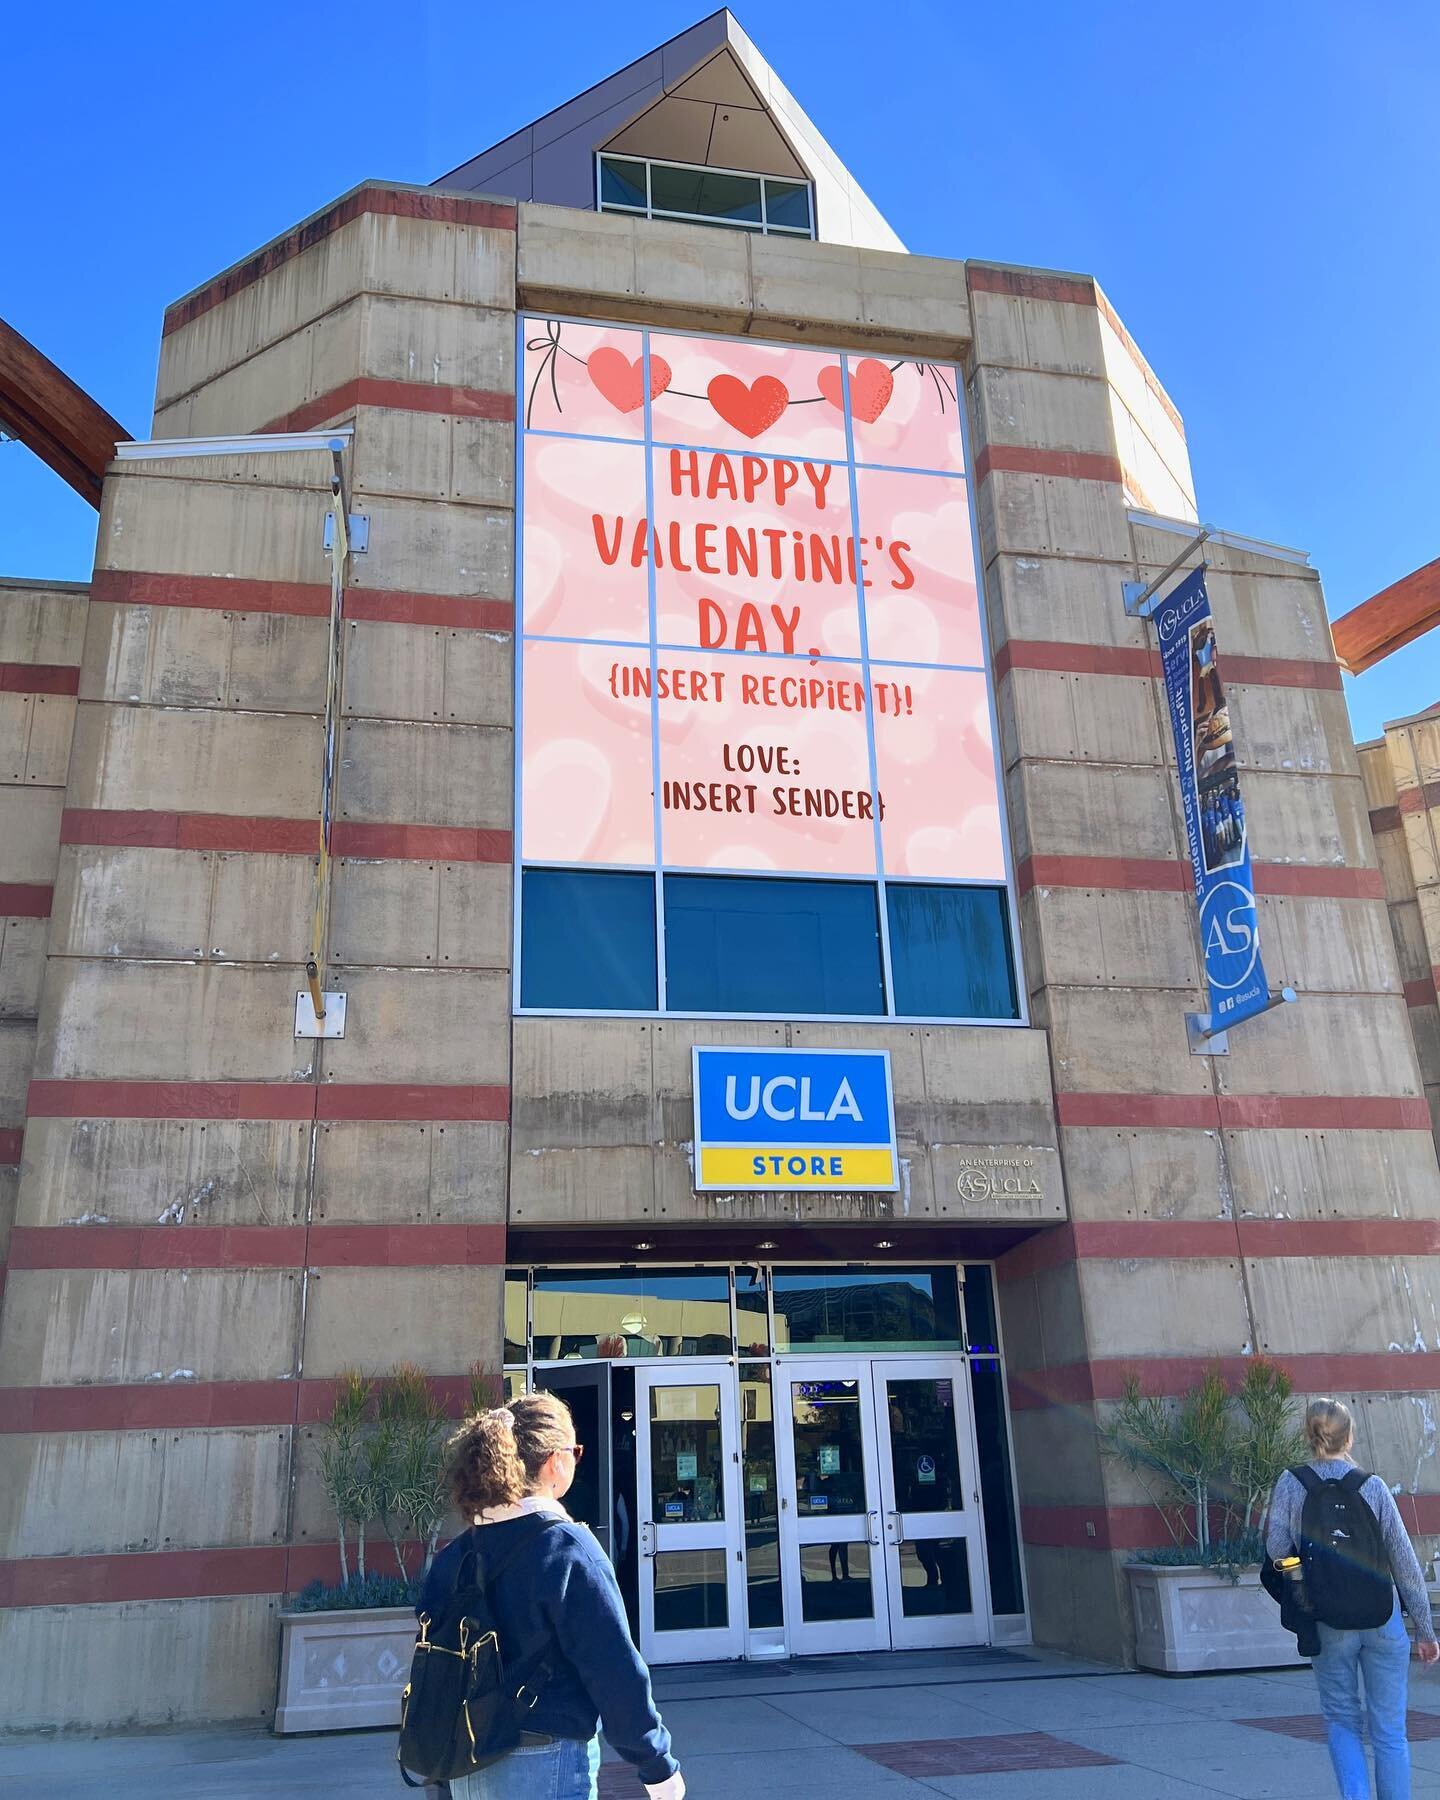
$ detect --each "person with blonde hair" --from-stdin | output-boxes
[415,1391,683,1800]
[1267,1397,1438,1799]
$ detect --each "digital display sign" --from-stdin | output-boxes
[518,317,1003,887]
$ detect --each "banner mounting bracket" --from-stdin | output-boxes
[1123,525,1214,617]
[1186,987,1296,1056]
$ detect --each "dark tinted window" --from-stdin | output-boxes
[962,1264,999,1354]
[648,165,762,223]
[599,156,646,209]
[970,1358,1025,1613]
[771,1267,962,1351]
[887,884,1018,1020]
[764,180,812,231]
[520,869,656,1011]
[664,874,884,1016]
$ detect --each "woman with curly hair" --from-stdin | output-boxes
[416,1391,683,1800]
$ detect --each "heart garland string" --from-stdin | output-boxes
[525,321,956,439]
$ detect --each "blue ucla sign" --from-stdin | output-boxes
[692,1046,898,1191]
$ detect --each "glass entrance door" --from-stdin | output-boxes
[633,1364,746,1664]
[774,1356,988,1656]
[873,1359,985,1649]
[773,1362,887,1653]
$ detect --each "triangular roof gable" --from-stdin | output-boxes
[434,10,902,252]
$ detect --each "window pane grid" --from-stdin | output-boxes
[598,154,815,239]
[516,314,1021,1022]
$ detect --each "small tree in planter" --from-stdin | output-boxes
[1102,1359,1309,1672]
[370,1363,452,1583]
[316,1368,374,1589]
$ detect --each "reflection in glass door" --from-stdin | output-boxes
[772,1363,887,1653]
[873,1359,985,1649]
[633,1365,745,1664]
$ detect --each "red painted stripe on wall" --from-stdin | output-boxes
[0,1539,429,1607]
[973,445,1124,486]
[264,377,514,435]
[967,265,1097,306]
[993,637,1344,693]
[1398,782,1440,815]
[1370,805,1402,835]
[1016,853,1386,902]
[90,569,513,631]
[0,1129,22,1164]
[331,822,511,862]
[0,662,79,696]
[346,590,513,631]
[998,1216,1440,1284]
[5,1221,505,1271]
[60,810,318,854]
[0,1373,484,1434]
[0,884,52,918]
[1021,1495,1440,1552]
[162,185,516,336]
[60,811,511,863]
[1054,1092,1432,1133]
[26,1080,509,1123]
[91,570,333,617]
[1406,977,1440,1008]
[1008,1352,1440,1411]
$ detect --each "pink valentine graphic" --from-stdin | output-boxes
[873,667,1003,880]
[518,319,1004,894]
[854,467,982,668]
[649,334,847,460]
[817,358,895,424]
[587,346,672,414]
[849,357,966,473]
[651,445,862,659]
[522,436,649,642]
[521,640,655,865]
[523,317,648,439]
[655,651,878,875]
[706,373,790,439]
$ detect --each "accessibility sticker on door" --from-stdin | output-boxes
[692,1046,898,1191]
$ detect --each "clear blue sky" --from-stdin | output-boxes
[4,1,1435,738]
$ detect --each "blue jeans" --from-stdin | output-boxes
[1312,1603,1413,1800]
[450,1736,600,1800]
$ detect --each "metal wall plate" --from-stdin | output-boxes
[295,991,347,1039]
[324,512,369,553]
[1185,1011,1229,1055]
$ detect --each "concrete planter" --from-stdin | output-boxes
[275,1606,416,1734]
[1124,1563,1306,1674]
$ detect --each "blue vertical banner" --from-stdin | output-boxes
[1153,568,1271,1031]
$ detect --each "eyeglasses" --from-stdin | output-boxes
[562,1443,585,1462]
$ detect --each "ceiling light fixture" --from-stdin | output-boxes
[633,1240,654,1251]
[756,1240,777,1251]
[874,1239,895,1249]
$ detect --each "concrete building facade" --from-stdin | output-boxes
[3,11,1439,1732]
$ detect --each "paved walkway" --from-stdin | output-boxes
[15,1651,1440,1798]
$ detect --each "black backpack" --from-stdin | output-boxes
[397,1516,563,1788]
[1293,1466,1394,1630]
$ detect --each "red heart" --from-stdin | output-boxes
[586,348,671,414]
[706,374,789,440]
[817,359,894,423]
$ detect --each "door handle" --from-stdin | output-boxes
[640,1520,656,1560]
[885,1509,902,1547]
[867,1509,881,1546]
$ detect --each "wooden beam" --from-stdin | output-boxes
[1332,558,1440,675]
[0,317,131,508]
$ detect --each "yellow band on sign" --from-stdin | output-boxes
[698,1146,898,1189]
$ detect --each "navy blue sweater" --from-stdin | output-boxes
[417,1516,677,1786]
